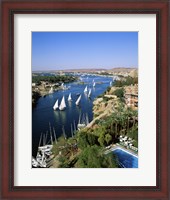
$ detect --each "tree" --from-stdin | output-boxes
[105,134,112,145]
[77,131,89,149]
[76,145,118,168]
[98,134,105,147]
[58,157,70,168]
[113,88,124,99]
[102,153,118,168]
[87,133,97,146]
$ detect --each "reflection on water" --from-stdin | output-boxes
[59,110,67,123]
[32,75,113,157]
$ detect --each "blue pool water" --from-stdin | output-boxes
[113,149,138,168]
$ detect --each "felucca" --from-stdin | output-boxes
[88,89,91,98]
[59,96,66,111]
[75,95,81,106]
[84,86,88,93]
[53,99,59,110]
[68,93,72,101]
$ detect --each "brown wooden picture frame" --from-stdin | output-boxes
[1,0,169,199]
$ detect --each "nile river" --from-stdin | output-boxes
[32,75,113,157]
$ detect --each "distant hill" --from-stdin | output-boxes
[33,67,138,74]
[108,67,137,73]
[129,69,138,77]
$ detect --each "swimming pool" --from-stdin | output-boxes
[113,148,138,168]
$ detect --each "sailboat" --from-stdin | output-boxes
[110,81,112,86]
[88,89,91,98]
[68,93,72,101]
[49,86,54,94]
[77,113,89,130]
[75,95,81,106]
[59,96,66,111]
[93,82,96,87]
[53,99,59,110]
[84,86,88,93]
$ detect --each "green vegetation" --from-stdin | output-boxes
[32,91,40,107]
[113,76,138,87]
[32,75,78,85]
[75,145,118,168]
[51,75,138,168]
[52,105,138,168]
[113,88,125,102]
[77,131,99,148]
[32,74,78,106]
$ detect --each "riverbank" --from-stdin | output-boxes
[32,74,78,106]
[49,75,138,168]
[32,73,138,168]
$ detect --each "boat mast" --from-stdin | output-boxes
[53,127,57,144]
[43,134,46,146]
[71,124,73,138]
[86,113,89,125]
[73,120,76,134]
[49,122,53,144]
[38,133,42,148]
[78,113,81,124]
[62,126,67,140]
[45,131,48,145]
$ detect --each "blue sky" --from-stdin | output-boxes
[32,32,138,71]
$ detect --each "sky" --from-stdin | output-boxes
[32,32,138,71]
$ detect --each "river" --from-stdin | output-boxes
[32,75,113,157]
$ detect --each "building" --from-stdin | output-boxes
[124,84,138,109]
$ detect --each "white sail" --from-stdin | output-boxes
[88,89,91,98]
[53,99,58,110]
[49,87,53,93]
[93,82,96,87]
[110,81,112,86]
[68,93,72,101]
[84,86,88,93]
[75,95,81,106]
[59,96,66,110]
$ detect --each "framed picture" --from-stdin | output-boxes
[1,0,169,199]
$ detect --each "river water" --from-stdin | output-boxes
[32,75,113,157]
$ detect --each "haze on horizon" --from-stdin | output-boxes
[32,32,138,71]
